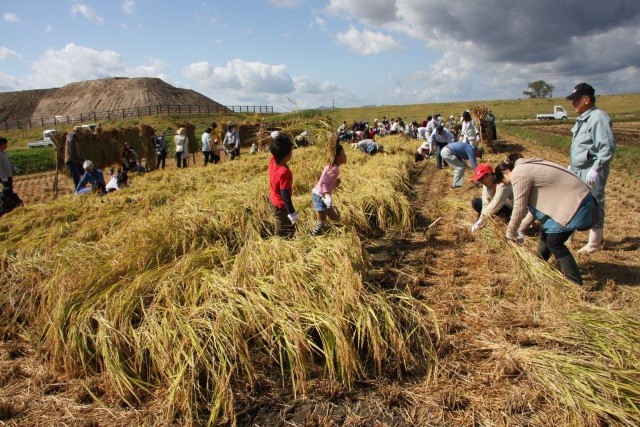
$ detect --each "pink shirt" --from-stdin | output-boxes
[312,164,340,196]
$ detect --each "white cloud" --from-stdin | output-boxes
[71,4,104,25]
[0,46,23,61]
[44,25,53,32]
[267,0,305,8]
[0,71,30,91]
[314,17,326,31]
[335,27,402,55]
[127,57,169,78]
[183,59,294,94]
[28,43,126,87]
[122,0,135,14]
[3,12,21,23]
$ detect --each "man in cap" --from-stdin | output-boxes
[566,83,615,253]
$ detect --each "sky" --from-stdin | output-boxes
[1,0,640,112]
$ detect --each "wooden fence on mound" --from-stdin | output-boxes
[1,104,274,131]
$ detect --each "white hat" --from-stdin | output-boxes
[270,131,281,139]
[83,160,94,169]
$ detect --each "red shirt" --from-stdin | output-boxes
[269,156,293,209]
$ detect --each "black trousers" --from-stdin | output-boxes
[539,230,573,259]
[156,150,167,169]
[471,197,512,219]
[175,152,187,168]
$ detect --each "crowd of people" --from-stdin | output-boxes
[337,110,496,146]
[1,82,616,288]
[467,82,614,285]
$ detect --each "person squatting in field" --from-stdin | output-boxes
[121,141,141,172]
[310,141,347,236]
[565,82,615,254]
[469,155,533,235]
[76,160,106,195]
[268,131,297,238]
[352,138,384,155]
[495,156,599,285]
[105,167,129,192]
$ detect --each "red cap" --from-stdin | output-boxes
[471,164,493,181]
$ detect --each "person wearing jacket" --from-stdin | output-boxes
[0,137,14,189]
[496,156,598,285]
[76,160,106,195]
[223,122,241,160]
[566,83,615,254]
[174,127,189,168]
[65,126,84,188]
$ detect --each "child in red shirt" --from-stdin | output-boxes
[268,132,296,238]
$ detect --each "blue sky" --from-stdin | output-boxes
[2,0,640,111]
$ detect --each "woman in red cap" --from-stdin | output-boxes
[470,154,532,235]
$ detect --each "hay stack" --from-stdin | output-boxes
[52,125,158,171]
[471,105,497,154]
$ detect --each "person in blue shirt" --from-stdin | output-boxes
[76,160,106,195]
[440,141,482,189]
[566,82,615,253]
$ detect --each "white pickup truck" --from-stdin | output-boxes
[27,129,57,148]
[536,106,568,121]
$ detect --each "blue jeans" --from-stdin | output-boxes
[312,192,330,212]
[530,194,596,234]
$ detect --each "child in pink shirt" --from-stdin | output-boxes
[310,143,347,235]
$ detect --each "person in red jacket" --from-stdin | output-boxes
[268,131,296,238]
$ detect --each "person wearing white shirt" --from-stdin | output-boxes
[460,111,479,146]
[429,125,454,169]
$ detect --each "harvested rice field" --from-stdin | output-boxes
[1,120,639,426]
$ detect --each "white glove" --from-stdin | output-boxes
[323,194,333,208]
[585,169,599,186]
[287,212,298,225]
[471,219,483,233]
[505,229,519,241]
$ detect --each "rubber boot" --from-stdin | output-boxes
[557,254,583,285]
[536,239,552,261]
[577,228,603,254]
